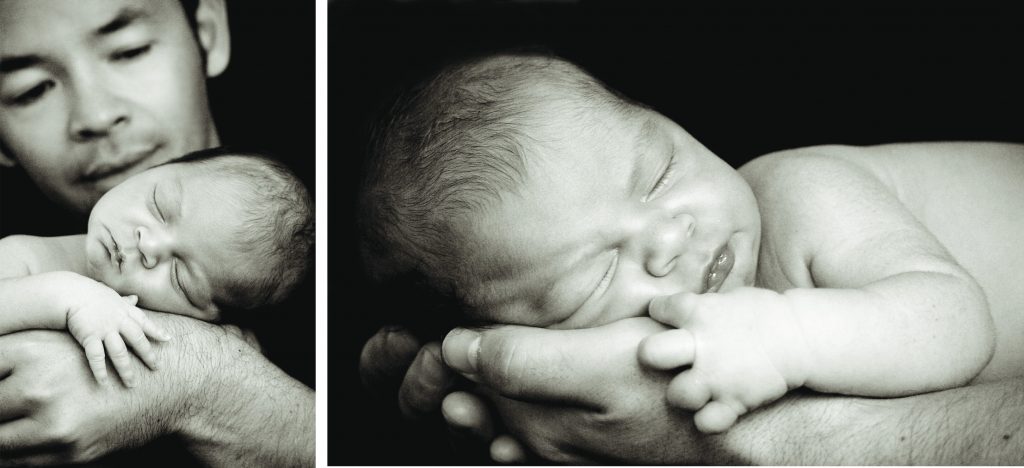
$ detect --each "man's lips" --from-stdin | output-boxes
[80,146,159,182]
[702,243,734,293]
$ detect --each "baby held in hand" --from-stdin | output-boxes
[0,148,314,387]
[361,52,1008,434]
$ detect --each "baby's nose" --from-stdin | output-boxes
[644,213,695,277]
[135,226,172,268]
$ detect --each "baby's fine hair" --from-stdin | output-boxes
[360,52,637,296]
[161,147,314,313]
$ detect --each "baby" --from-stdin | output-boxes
[359,51,1024,434]
[0,148,314,388]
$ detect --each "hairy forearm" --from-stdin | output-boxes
[709,378,1024,465]
[147,314,314,467]
[785,271,994,396]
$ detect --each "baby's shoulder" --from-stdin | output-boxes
[739,145,888,207]
[0,235,85,277]
[0,235,41,278]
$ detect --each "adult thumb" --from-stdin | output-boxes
[441,318,667,407]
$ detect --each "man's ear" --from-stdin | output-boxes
[194,0,231,78]
[0,142,17,168]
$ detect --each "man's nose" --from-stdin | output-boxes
[135,225,172,269]
[643,213,695,277]
[68,75,129,141]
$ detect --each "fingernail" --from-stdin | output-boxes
[442,328,480,375]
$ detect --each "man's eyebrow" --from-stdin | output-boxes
[95,6,150,36]
[626,117,659,194]
[0,55,42,74]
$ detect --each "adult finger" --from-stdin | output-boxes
[442,318,668,406]
[397,342,455,418]
[359,326,421,392]
[0,417,49,456]
[0,386,30,423]
[490,435,529,464]
[441,391,494,441]
[441,391,495,461]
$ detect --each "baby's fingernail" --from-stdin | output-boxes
[442,328,481,376]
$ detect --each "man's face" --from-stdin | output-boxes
[0,0,220,213]
[86,162,255,320]
[456,104,762,329]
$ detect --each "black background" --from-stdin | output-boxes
[0,1,314,464]
[333,0,1024,465]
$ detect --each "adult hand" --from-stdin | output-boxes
[0,313,313,467]
[359,326,462,418]
[441,316,1024,465]
[441,317,721,464]
[0,329,178,465]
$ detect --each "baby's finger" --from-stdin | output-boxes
[648,293,699,327]
[121,322,158,370]
[82,336,109,385]
[694,401,739,434]
[129,307,172,342]
[122,294,138,306]
[104,333,136,388]
[666,369,712,411]
[638,328,695,370]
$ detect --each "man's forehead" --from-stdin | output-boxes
[0,0,177,51]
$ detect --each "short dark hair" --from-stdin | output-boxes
[162,147,315,314]
[359,52,634,305]
[178,0,200,31]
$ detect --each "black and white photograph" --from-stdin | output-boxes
[335,1,1024,465]
[0,0,314,466]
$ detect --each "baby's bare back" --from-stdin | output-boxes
[757,142,1024,382]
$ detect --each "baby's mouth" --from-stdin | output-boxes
[702,245,735,293]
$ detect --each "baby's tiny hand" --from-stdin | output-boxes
[638,287,810,434]
[66,285,172,388]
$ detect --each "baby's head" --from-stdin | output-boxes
[85,148,314,321]
[362,52,760,330]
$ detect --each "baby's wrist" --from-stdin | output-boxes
[771,290,815,389]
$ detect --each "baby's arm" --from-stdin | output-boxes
[0,236,170,386]
[640,151,994,432]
